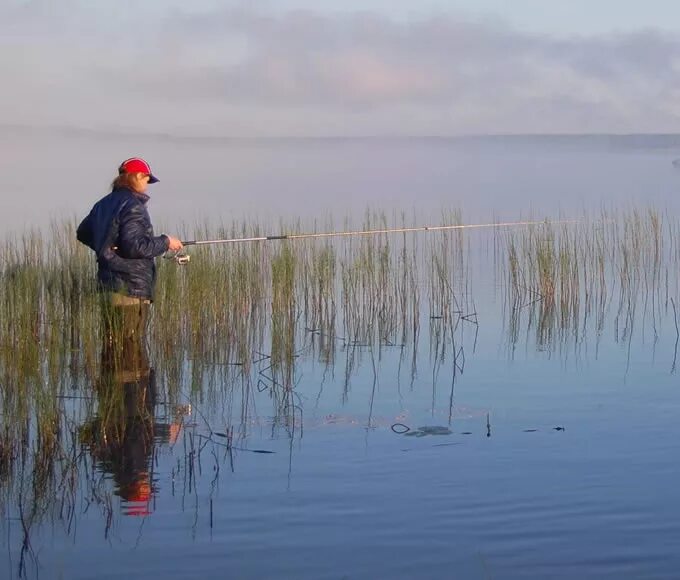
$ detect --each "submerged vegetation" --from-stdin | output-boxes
[2,207,680,576]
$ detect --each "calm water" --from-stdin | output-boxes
[3,127,680,229]
[3,132,680,579]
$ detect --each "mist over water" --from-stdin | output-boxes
[2,127,680,234]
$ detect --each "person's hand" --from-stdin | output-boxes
[166,236,184,251]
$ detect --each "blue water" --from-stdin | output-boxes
[3,134,680,579]
[5,282,680,579]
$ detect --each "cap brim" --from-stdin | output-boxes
[148,174,159,184]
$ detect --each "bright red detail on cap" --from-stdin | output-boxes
[118,157,159,183]
[119,158,152,174]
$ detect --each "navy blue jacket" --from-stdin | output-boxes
[77,187,170,299]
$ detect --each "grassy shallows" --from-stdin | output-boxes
[1,208,680,563]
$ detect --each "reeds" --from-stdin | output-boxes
[3,209,678,423]
[3,207,680,576]
[501,208,678,356]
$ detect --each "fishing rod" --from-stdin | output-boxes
[167,218,579,265]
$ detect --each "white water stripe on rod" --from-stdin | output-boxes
[182,219,581,246]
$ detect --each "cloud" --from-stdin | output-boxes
[1,1,680,135]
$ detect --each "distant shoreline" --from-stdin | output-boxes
[5,123,680,149]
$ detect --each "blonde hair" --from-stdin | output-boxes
[111,172,141,191]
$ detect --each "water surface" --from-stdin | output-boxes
[2,134,680,579]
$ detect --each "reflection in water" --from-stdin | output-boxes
[79,298,183,517]
[3,212,680,578]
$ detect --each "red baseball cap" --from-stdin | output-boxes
[118,157,159,183]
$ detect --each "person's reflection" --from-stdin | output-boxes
[80,297,183,517]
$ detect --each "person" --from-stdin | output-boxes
[77,157,183,338]
[76,158,186,516]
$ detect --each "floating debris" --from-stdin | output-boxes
[403,426,453,437]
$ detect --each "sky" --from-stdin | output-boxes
[274,0,680,36]
[3,0,680,136]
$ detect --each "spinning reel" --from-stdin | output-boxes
[164,251,191,265]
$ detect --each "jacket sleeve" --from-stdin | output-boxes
[116,201,170,259]
[76,212,95,250]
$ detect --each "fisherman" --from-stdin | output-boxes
[76,158,183,337]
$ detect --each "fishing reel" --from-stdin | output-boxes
[164,251,191,266]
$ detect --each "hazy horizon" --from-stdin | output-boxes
[2,128,679,236]
[4,2,680,234]
[10,123,680,142]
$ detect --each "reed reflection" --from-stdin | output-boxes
[79,296,182,517]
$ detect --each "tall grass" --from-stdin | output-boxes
[502,208,678,355]
[2,208,680,575]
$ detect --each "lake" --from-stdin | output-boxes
[1,131,680,579]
